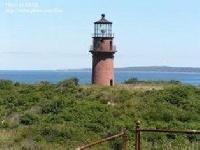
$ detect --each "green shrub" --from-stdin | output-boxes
[20,114,38,125]
[124,77,138,84]
[0,80,13,90]
[57,77,79,87]
[42,98,65,114]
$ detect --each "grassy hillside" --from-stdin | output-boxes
[0,78,199,149]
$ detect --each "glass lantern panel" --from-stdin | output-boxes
[94,24,112,37]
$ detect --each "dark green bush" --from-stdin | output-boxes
[42,99,65,114]
[20,114,38,125]
[0,80,13,90]
[57,77,79,87]
[124,77,138,84]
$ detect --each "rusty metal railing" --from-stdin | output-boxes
[89,45,116,52]
[77,129,127,150]
[135,120,200,150]
[92,33,114,38]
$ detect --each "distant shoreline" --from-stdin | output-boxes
[67,66,200,73]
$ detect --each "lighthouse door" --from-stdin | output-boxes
[110,79,113,86]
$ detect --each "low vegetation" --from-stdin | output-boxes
[0,78,199,149]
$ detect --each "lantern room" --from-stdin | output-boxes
[94,14,113,37]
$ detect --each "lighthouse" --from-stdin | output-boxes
[89,14,116,86]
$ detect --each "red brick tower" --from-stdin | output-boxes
[90,14,116,86]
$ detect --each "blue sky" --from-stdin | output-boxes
[0,0,199,70]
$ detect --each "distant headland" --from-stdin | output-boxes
[66,66,200,73]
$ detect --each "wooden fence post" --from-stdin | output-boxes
[122,129,128,150]
[135,120,141,150]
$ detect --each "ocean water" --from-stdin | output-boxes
[0,70,199,86]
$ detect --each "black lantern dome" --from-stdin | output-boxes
[94,14,113,37]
